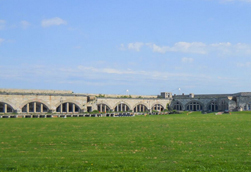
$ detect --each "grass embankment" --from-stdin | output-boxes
[0,112,251,171]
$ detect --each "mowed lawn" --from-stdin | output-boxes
[1,112,251,172]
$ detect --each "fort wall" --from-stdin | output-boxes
[0,90,88,113]
[1,88,251,114]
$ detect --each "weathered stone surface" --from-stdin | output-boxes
[96,97,171,111]
[0,89,88,113]
[1,89,251,113]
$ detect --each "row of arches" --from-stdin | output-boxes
[5,100,251,113]
[0,101,81,113]
[97,103,165,112]
[172,100,228,112]
[1,101,166,113]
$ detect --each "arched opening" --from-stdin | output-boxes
[22,102,49,113]
[152,104,164,112]
[56,102,80,113]
[0,102,14,113]
[134,104,148,112]
[97,104,111,112]
[186,101,203,111]
[173,101,182,111]
[208,101,218,112]
[114,103,130,112]
[221,100,228,111]
[243,104,251,111]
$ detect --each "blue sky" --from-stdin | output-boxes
[1,0,251,95]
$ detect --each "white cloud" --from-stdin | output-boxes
[210,42,232,55]
[0,20,6,29]
[0,64,244,93]
[234,43,251,54]
[211,42,231,47]
[128,42,144,52]
[174,42,207,54]
[20,20,30,29]
[0,38,4,44]
[146,43,169,53]
[210,42,251,55]
[78,66,136,75]
[41,17,67,27]
[119,44,126,51]
[103,68,136,75]
[77,65,208,81]
[123,41,251,56]
[181,57,194,63]
[237,62,251,67]
[147,42,207,54]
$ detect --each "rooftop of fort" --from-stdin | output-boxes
[1,88,251,99]
[0,88,87,97]
[172,92,251,99]
[0,88,73,94]
[172,93,233,99]
[87,93,158,99]
[0,88,158,98]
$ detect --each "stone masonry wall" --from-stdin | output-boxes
[0,93,88,113]
[1,89,249,113]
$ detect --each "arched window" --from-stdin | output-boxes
[244,104,251,111]
[186,101,203,111]
[221,100,228,111]
[208,101,218,112]
[152,104,164,112]
[97,104,111,112]
[134,104,148,112]
[22,102,49,113]
[173,101,182,111]
[0,102,14,113]
[56,102,80,113]
[114,103,130,112]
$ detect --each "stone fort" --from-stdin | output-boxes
[0,88,251,114]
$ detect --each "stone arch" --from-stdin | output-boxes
[171,100,183,111]
[133,102,149,112]
[54,100,82,110]
[97,100,113,109]
[113,101,131,112]
[55,101,81,113]
[0,99,17,110]
[0,102,15,113]
[207,100,219,112]
[21,101,50,113]
[151,102,166,109]
[151,103,165,112]
[97,103,112,112]
[185,100,204,111]
[219,99,228,111]
[20,99,51,110]
[243,103,251,111]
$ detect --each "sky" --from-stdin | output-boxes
[1,0,251,95]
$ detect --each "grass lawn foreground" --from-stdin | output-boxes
[1,112,251,171]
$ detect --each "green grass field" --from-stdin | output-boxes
[1,112,251,172]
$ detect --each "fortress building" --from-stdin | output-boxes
[0,88,250,114]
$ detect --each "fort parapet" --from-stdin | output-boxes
[0,88,251,114]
